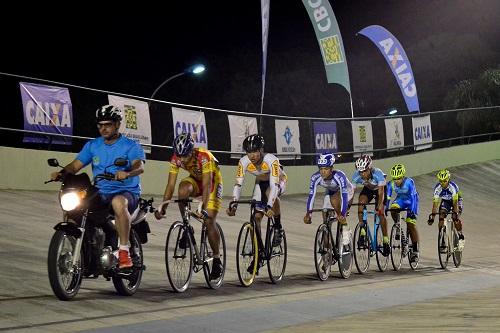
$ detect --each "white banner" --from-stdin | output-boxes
[384,117,404,151]
[412,115,432,151]
[172,107,208,149]
[351,120,373,156]
[275,119,301,160]
[228,115,258,158]
[108,95,152,153]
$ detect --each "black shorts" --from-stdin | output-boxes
[439,199,463,214]
[359,186,386,207]
[253,181,282,211]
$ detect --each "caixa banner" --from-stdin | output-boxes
[358,25,420,113]
[20,82,73,145]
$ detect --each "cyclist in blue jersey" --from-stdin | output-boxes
[428,169,465,250]
[50,105,145,270]
[386,163,420,263]
[352,155,390,256]
[303,153,354,226]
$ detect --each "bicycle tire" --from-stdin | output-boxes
[236,222,258,287]
[353,223,370,274]
[452,224,462,267]
[438,225,449,269]
[267,224,287,284]
[314,223,333,281]
[390,223,403,271]
[165,222,193,293]
[375,223,388,272]
[203,223,226,289]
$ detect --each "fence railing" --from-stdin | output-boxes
[1,71,500,166]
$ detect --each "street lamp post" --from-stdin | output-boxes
[149,64,206,105]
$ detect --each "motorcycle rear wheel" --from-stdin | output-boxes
[113,230,143,296]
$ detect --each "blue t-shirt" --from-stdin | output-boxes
[76,135,145,195]
[386,177,419,215]
[352,167,386,190]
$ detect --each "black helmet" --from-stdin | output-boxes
[173,133,194,156]
[242,134,264,152]
[96,105,122,122]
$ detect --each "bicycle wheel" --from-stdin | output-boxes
[165,222,193,293]
[438,225,449,269]
[314,223,333,281]
[353,223,370,274]
[267,226,287,284]
[375,223,389,272]
[452,226,462,267]
[203,223,226,289]
[337,224,353,279]
[236,222,258,287]
[390,223,403,271]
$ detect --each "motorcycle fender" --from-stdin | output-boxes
[53,221,82,238]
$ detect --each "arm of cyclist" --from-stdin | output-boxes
[155,171,178,220]
[376,185,385,216]
[264,159,281,218]
[198,170,212,220]
[227,160,245,216]
[304,172,321,224]
[333,172,350,224]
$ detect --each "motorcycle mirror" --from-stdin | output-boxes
[114,158,128,167]
[47,158,60,167]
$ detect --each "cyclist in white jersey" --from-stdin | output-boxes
[303,153,354,225]
[227,134,287,249]
[428,169,465,250]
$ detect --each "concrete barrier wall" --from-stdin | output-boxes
[2,140,500,196]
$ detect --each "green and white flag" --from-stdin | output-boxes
[302,0,351,94]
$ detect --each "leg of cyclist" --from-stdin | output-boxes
[376,186,390,256]
[177,180,196,249]
[247,182,265,274]
[205,179,223,280]
[406,212,420,262]
[330,191,353,247]
[454,198,465,249]
[357,191,369,247]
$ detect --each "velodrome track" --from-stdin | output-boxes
[1,160,500,332]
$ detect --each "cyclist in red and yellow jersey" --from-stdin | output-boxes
[155,133,223,280]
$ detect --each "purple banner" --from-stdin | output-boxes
[20,82,73,145]
[313,121,337,153]
[358,25,420,113]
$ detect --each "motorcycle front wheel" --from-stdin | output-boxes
[47,230,83,301]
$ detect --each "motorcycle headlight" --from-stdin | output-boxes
[60,192,82,211]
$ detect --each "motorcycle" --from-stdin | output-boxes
[45,158,153,300]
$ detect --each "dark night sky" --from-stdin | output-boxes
[3,1,499,118]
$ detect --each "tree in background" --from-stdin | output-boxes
[443,67,500,135]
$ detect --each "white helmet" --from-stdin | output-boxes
[355,155,372,172]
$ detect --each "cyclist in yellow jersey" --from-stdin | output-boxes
[155,133,223,280]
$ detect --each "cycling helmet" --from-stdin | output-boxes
[242,134,265,152]
[96,105,122,122]
[173,133,194,156]
[437,169,450,182]
[390,163,406,179]
[317,153,335,168]
[355,155,373,172]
